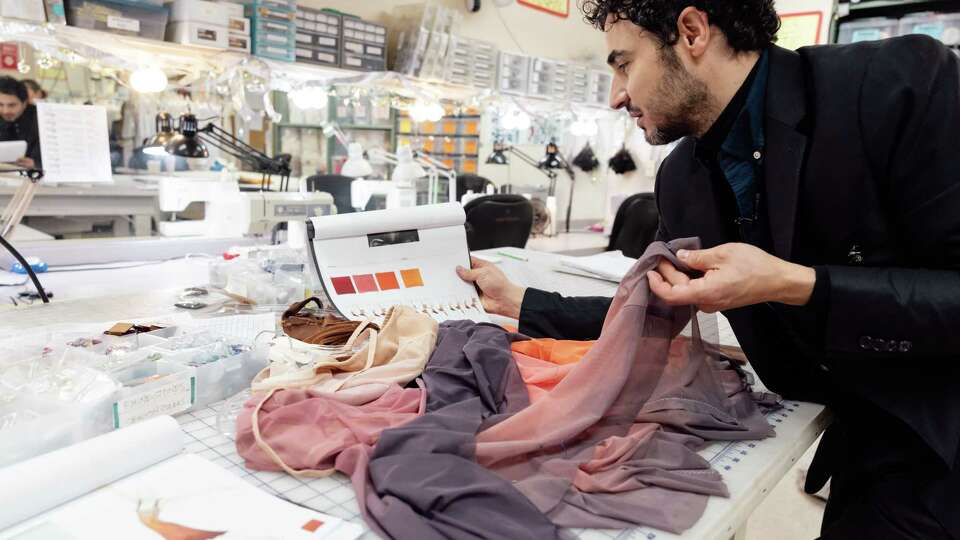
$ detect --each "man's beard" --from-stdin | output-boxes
[643,47,712,146]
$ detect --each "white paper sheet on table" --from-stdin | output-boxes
[0,417,362,540]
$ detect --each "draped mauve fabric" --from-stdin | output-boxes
[362,239,777,537]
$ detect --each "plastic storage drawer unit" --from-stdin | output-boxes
[837,17,899,44]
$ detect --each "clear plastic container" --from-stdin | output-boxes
[109,359,197,429]
[66,0,169,40]
[153,332,268,408]
[837,17,899,44]
[899,12,960,45]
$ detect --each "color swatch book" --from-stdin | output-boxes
[307,203,489,324]
[0,417,362,540]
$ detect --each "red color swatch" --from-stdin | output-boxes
[376,271,400,290]
[331,276,355,295]
[302,519,324,532]
[353,274,379,293]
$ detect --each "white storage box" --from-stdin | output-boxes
[166,0,230,26]
[167,21,229,48]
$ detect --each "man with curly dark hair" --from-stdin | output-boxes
[460,2,960,538]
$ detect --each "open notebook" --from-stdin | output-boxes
[307,203,488,325]
[0,417,362,540]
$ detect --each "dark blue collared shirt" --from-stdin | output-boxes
[718,51,769,218]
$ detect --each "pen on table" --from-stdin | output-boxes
[496,251,528,262]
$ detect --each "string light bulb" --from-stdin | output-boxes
[409,100,444,123]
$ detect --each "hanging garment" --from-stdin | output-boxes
[252,306,437,398]
[608,146,638,175]
[572,143,600,172]
[236,383,425,477]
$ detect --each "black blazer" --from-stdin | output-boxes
[520,35,960,510]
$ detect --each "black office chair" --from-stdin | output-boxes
[306,175,356,214]
[463,194,534,251]
[607,193,659,258]
[456,173,497,202]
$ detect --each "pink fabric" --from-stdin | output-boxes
[236,383,425,473]
[472,239,776,532]
[513,352,578,403]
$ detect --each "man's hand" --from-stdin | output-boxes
[647,243,816,313]
[456,257,527,319]
[14,157,34,169]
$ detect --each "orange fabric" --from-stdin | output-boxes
[511,338,595,365]
[511,339,596,402]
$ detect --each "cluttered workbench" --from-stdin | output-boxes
[0,242,829,540]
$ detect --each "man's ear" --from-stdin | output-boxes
[675,6,711,58]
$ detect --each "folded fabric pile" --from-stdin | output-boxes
[236,239,780,539]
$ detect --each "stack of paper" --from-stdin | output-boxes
[555,250,638,283]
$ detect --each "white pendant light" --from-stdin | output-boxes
[130,66,168,93]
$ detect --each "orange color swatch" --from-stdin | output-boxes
[400,268,424,288]
[302,519,324,532]
[376,271,400,290]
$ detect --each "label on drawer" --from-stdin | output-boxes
[344,41,363,53]
[112,374,196,429]
[107,15,140,33]
[197,28,219,42]
[318,36,336,47]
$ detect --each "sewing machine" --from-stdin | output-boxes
[156,175,336,239]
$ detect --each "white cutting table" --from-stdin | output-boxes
[0,246,828,540]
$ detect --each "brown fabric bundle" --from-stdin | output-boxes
[281,297,379,346]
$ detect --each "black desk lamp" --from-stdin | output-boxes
[163,113,293,191]
[142,112,177,157]
[485,140,577,233]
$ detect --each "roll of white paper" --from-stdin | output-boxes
[0,416,184,530]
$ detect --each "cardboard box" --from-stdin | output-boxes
[166,21,229,48]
